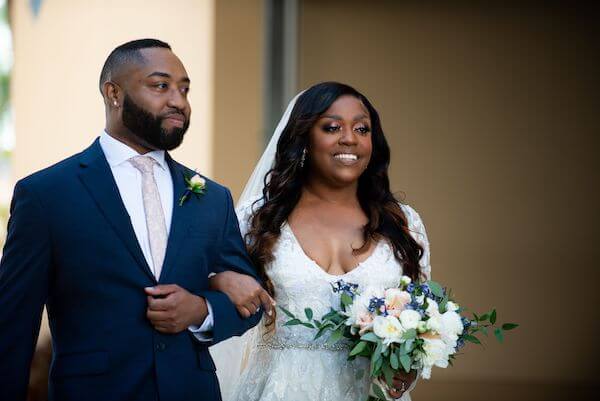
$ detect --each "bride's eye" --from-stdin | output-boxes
[323,124,341,133]
[354,125,371,135]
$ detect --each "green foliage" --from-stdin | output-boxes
[0,204,7,248]
[0,1,12,137]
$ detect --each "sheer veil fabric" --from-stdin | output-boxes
[211,92,304,401]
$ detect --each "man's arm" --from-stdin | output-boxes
[197,188,265,344]
[145,189,266,343]
[0,180,51,400]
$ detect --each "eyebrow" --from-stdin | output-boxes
[321,114,370,122]
[146,71,191,83]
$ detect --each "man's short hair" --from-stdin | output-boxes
[99,39,171,95]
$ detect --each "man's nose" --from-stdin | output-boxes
[167,89,187,111]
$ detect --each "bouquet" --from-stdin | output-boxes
[280,276,518,401]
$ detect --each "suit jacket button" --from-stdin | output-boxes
[156,342,166,351]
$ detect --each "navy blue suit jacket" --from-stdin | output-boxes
[0,139,262,401]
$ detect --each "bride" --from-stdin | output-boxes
[210,82,431,401]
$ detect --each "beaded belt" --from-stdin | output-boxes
[257,337,348,352]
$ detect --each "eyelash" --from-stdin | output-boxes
[322,125,371,135]
[154,83,190,95]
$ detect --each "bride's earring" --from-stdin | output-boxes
[300,148,307,168]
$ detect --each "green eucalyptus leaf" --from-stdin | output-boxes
[350,341,368,357]
[382,359,395,386]
[494,328,504,343]
[427,280,445,298]
[314,326,329,340]
[279,306,296,319]
[283,319,302,326]
[402,328,417,340]
[502,323,519,330]
[463,334,481,345]
[304,308,313,321]
[328,329,343,344]
[341,293,354,307]
[390,349,400,369]
[361,332,380,343]
[373,383,387,400]
[400,354,412,373]
[490,309,497,325]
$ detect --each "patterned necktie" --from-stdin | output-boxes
[129,155,168,279]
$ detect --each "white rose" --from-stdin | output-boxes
[190,174,205,186]
[415,294,425,305]
[416,337,450,379]
[439,310,464,347]
[373,315,405,345]
[426,299,439,317]
[399,309,421,330]
[426,314,443,333]
[400,276,412,286]
[446,301,459,312]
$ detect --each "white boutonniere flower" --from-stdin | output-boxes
[179,172,206,206]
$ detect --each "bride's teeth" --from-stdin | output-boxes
[334,154,358,161]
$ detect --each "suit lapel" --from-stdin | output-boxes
[77,139,156,283]
[158,155,193,283]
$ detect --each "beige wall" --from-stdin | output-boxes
[11,0,215,180]
[300,1,598,399]
[212,0,264,200]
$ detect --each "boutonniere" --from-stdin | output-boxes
[179,172,206,206]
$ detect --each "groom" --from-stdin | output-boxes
[0,39,270,401]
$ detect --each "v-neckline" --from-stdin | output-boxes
[284,223,382,278]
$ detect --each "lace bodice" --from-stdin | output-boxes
[218,201,431,401]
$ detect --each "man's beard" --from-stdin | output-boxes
[122,94,189,151]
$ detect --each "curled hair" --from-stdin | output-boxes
[247,82,424,304]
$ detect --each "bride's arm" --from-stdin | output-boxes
[397,204,432,398]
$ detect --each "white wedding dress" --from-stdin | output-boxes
[214,200,431,401]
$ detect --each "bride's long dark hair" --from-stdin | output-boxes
[247,82,424,300]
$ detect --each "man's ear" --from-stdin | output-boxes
[104,81,122,108]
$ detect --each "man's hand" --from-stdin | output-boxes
[387,369,418,399]
[209,271,275,318]
[144,284,208,334]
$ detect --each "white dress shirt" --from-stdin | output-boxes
[99,131,213,340]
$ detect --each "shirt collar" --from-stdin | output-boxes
[99,130,168,171]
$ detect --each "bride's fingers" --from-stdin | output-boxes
[388,387,403,398]
[258,291,275,316]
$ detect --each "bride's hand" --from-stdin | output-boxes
[210,271,275,318]
[387,369,417,399]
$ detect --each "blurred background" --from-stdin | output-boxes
[1,1,598,400]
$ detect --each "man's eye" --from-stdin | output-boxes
[181,87,190,94]
[155,83,168,90]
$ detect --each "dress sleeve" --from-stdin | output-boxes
[400,204,431,280]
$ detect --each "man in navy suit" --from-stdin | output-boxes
[0,39,271,401]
